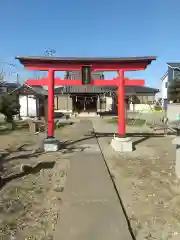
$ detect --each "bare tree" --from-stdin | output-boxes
[0,71,4,84]
[44,48,56,57]
[0,63,5,85]
[0,61,19,85]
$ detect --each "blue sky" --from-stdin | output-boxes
[1,0,180,88]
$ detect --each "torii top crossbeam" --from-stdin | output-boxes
[16,56,156,139]
[16,56,156,71]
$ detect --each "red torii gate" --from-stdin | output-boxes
[16,56,156,143]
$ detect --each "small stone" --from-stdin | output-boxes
[111,174,115,179]
[59,171,65,177]
[53,186,64,192]
[57,197,62,203]
[173,232,178,236]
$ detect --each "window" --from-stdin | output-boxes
[174,69,180,80]
[165,82,168,88]
[147,95,154,104]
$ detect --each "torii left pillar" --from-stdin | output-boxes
[43,69,59,152]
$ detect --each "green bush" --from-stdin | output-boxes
[0,96,20,122]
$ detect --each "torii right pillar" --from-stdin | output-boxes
[111,70,133,152]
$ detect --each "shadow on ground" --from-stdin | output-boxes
[0,131,174,190]
[0,129,12,135]
[59,141,91,154]
[0,161,55,190]
[0,143,47,190]
[57,131,174,154]
[0,143,42,165]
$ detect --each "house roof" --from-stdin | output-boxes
[16,56,156,71]
[167,63,180,69]
[124,85,159,95]
[55,85,159,95]
[10,84,48,96]
[0,82,20,95]
[30,86,48,96]
[0,82,20,88]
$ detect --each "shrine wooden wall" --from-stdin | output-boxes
[54,95,73,112]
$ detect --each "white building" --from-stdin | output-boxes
[161,71,168,100]
[11,85,47,119]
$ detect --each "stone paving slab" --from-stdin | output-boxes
[62,152,118,203]
[54,120,132,240]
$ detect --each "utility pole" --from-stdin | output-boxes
[16,73,20,85]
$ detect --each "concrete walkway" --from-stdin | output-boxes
[54,120,133,240]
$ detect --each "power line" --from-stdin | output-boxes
[0,60,23,70]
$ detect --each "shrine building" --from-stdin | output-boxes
[54,71,159,116]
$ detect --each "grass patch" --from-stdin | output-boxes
[0,120,28,130]
[108,117,146,126]
[13,120,29,129]
[0,119,73,134]
[0,120,29,135]
[55,121,74,129]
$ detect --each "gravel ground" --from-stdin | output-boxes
[92,118,180,240]
[0,128,70,240]
[2,118,179,239]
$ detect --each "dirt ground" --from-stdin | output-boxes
[95,120,180,240]
[2,118,180,239]
[0,128,70,240]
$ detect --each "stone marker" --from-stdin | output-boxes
[111,136,133,152]
[43,137,59,152]
[38,132,59,152]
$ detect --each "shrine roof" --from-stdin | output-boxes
[16,56,156,66]
[54,85,159,95]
